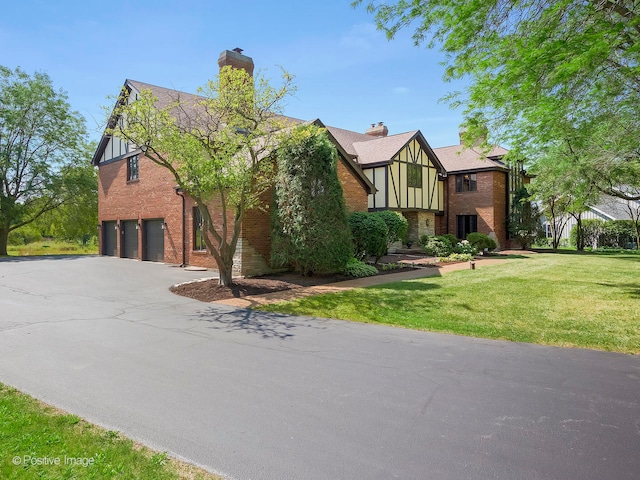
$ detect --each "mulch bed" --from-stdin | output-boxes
[170,265,420,303]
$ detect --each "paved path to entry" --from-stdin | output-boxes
[1,256,639,480]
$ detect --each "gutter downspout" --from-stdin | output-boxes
[174,186,186,267]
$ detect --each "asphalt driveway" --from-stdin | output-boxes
[0,256,639,479]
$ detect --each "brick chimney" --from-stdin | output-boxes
[459,126,487,146]
[217,48,254,76]
[365,122,388,137]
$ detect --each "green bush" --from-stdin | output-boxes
[421,235,454,257]
[348,212,388,261]
[375,211,408,248]
[7,226,42,245]
[570,219,637,249]
[442,233,458,246]
[343,258,378,278]
[440,253,474,262]
[271,125,353,275]
[466,232,497,250]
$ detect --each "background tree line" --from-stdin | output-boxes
[1,66,97,253]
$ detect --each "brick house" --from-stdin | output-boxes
[94,48,527,274]
[433,139,529,248]
[93,50,375,276]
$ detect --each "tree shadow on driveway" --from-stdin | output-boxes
[190,306,327,340]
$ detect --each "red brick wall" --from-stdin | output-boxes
[98,154,183,264]
[446,170,508,248]
[98,153,369,275]
[338,161,368,213]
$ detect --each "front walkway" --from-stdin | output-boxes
[214,253,527,308]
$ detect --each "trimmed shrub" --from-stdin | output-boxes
[343,258,378,278]
[421,235,454,257]
[466,232,497,250]
[374,211,408,248]
[348,212,388,261]
[271,125,353,275]
[442,233,458,246]
[440,253,474,262]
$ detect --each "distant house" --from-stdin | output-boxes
[327,124,446,243]
[545,195,640,244]
[433,137,530,249]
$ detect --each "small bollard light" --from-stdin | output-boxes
[470,261,476,270]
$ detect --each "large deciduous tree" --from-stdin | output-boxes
[33,149,98,244]
[0,66,88,255]
[271,124,353,275]
[355,0,640,198]
[109,66,295,286]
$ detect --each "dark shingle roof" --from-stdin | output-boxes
[352,131,419,165]
[432,144,509,173]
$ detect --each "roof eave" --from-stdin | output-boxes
[92,81,133,166]
[314,119,377,195]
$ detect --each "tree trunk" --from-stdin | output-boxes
[576,216,584,251]
[0,226,8,256]
[217,244,235,287]
[218,262,234,286]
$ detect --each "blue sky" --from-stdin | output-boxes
[2,0,468,148]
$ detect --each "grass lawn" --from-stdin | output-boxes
[7,240,98,256]
[0,383,221,480]
[259,253,640,354]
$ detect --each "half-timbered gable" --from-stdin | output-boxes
[327,126,445,243]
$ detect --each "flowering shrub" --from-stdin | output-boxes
[420,235,454,257]
[453,240,478,255]
[439,253,474,262]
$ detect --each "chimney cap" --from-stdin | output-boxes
[365,122,389,137]
[218,48,255,76]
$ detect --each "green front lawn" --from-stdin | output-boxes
[259,253,640,354]
[0,383,221,479]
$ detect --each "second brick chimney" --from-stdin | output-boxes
[365,122,388,137]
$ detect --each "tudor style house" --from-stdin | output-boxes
[94,48,526,274]
[93,49,376,276]
[433,137,529,248]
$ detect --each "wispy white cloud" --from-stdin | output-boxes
[393,86,410,95]
[339,23,381,50]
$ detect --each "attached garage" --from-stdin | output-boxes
[121,220,139,259]
[102,221,117,256]
[143,219,164,262]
